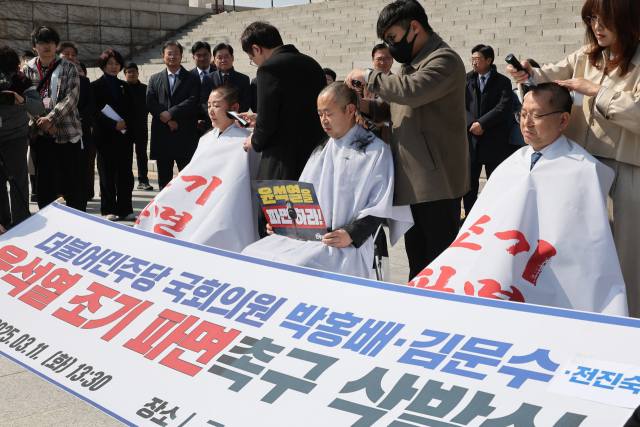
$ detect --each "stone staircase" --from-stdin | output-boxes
[85,0,588,176]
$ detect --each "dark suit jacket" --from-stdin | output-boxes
[130,81,149,143]
[252,45,326,180]
[146,66,200,160]
[90,76,136,145]
[465,64,513,163]
[190,66,213,82]
[200,68,252,131]
[250,77,258,113]
[77,75,95,147]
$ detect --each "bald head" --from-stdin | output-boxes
[319,82,359,114]
[317,83,358,139]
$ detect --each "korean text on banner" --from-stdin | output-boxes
[1,203,640,426]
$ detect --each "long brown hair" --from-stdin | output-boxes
[581,0,640,77]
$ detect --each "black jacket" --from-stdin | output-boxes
[146,66,200,160]
[129,81,148,141]
[250,77,258,113]
[252,45,326,180]
[200,68,252,131]
[91,76,136,144]
[190,66,213,82]
[465,64,513,163]
[77,75,95,147]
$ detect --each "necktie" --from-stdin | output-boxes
[530,152,542,170]
[222,74,228,84]
[169,74,175,94]
[200,71,204,83]
[480,76,486,92]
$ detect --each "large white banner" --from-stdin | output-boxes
[409,138,627,316]
[134,126,260,253]
[2,204,640,427]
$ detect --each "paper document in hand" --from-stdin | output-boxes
[101,104,126,134]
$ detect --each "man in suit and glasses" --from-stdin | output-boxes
[190,41,213,83]
[146,41,201,190]
[463,44,513,221]
[200,43,252,132]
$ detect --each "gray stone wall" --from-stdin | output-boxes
[0,0,211,66]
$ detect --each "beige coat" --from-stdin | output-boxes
[366,33,470,206]
[528,44,640,167]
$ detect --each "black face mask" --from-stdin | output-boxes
[387,26,416,64]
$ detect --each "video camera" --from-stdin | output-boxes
[0,69,14,105]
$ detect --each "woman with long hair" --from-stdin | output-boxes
[507,0,640,317]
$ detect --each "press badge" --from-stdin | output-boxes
[43,97,51,109]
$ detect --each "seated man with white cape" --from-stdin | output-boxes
[135,84,260,252]
[408,83,628,316]
[242,83,413,279]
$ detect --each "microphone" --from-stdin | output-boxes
[505,54,537,88]
[286,200,298,235]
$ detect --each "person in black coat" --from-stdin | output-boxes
[76,65,96,207]
[91,50,136,221]
[200,43,252,132]
[124,62,152,191]
[239,22,326,182]
[146,41,200,190]
[463,45,513,219]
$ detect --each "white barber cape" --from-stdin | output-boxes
[242,124,413,279]
[134,123,261,253]
[409,135,627,316]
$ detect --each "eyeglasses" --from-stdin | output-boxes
[374,57,391,63]
[249,60,257,67]
[470,57,485,63]
[585,15,607,28]
[515,111,564,124]
[36,41,55,47]
[164,52,181,58]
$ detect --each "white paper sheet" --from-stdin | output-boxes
[101,104,126,134]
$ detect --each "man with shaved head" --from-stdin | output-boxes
[242,83,413,279]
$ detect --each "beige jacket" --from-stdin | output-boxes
[366,33,470,206]
[528,44,640,166]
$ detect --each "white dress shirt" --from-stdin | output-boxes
[478,70,491,92]
[167,67,181,94]
[197,66,210,83]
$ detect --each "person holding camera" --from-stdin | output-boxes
[0,45,44,228]
[22,26,84,212]
[345,0,470,281]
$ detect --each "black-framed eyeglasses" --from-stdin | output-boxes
[249,59,257,67]
[515,111,564,124]
[585,15,607,28]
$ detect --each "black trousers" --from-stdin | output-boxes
[0,136,30,227]
[85,144,96,200]
[96,135,134,217]
[405,197,462,281]
[31,135,84,212]
[157,157,191,190]
[462,161,500,217]
[134,130,149,182]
